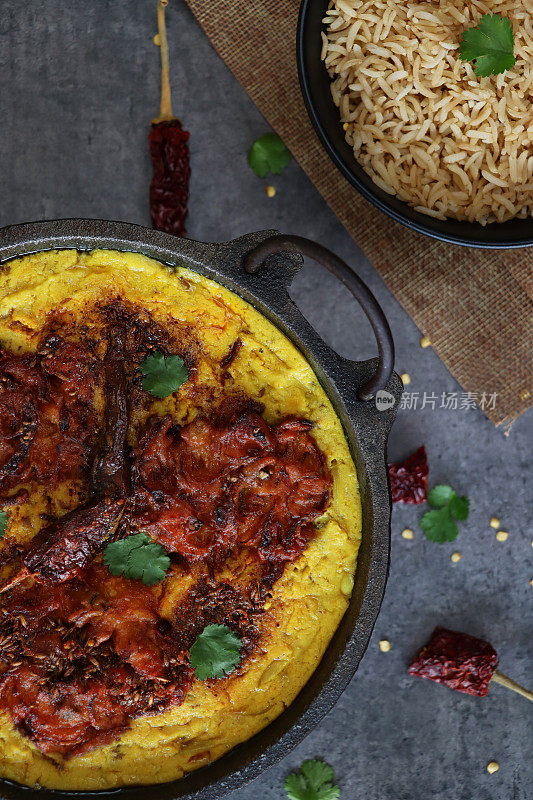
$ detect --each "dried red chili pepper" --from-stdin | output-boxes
[149,0,190,237]
[408,626,499,697]
[388,444,428,503]
[1,326,130,592]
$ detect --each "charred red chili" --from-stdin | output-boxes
[2,325,130,591]
[408,626,499,697]
[149,0,190,236]
[389,445,428,503]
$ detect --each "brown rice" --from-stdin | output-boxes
[321,0,533,223]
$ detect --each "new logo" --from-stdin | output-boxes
[375,390,395,411]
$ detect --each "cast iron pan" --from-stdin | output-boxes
[297,0,533,248]
[0,220,402,800]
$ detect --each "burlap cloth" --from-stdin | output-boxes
[184,0,532,427]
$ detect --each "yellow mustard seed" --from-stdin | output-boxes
[496,531,508,542]
[519,387,531,402]
[529,579,533,588]
[153,33,161,45]
[266,185,276,198]
[401,528,414,540]
[420,336,431,348]
[401,373,411,386]
[451,552,462,563]
[379,639,391,652]
[343,122,349,130]
[490,517,500,529]
[487,762,499,774]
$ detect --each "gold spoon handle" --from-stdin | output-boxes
[153,0,175,123]
[492,669,533,702]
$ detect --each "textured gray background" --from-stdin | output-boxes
[0,2,532,799]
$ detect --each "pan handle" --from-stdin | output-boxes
[244,234,394,401]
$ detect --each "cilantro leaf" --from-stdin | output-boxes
[420,507,459,543]
[140,351,188,399]
[284,760,340,800]
[427,485,455,508]
[189,623,242,680]
[421,484,470,543]
[103,532,170,586]
[248,132,292,178]
[459,14,515,77]
[301,761,335,792]
[450,494,470,521]
[0,511,8,540]
[284,774,309,800]
[315,787,341,800]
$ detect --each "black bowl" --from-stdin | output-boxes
[297,0,533,248]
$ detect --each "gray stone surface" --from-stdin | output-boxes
[0,2,531,799]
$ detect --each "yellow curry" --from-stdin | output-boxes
[0,249,361,790]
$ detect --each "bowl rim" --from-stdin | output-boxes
[296,0,533,249]
[0,219,401,800]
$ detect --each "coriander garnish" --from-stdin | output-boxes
[189,624,243,680]
[248,132,292,178]
[284,759,340,800]
[420,485,470,543]
[139,351,188,398]
[459,14,516,77]
[0,511,7,539]
[103,532,170,586]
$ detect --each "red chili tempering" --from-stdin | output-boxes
[131,408,330,565]
[0,308,331,756]
[408,626,499,697]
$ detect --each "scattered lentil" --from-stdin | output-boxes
[451,552,461,563]
[379,639,391,652]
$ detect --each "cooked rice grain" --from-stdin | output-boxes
[322,0,533,223]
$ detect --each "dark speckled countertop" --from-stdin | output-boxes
[0,2,531,799]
